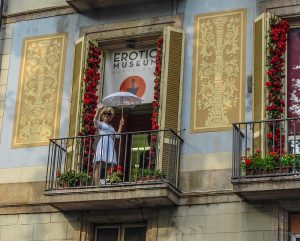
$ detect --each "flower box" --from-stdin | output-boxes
[136,176,161,182]
[274,166,290,174]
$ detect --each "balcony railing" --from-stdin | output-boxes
[45,129,183,191]
[232,117,300,179]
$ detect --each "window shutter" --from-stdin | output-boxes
[67,38,103,169]
[157,27,184,179]
[66,37,88,169]
[68,37,87,138]
[253,13,270,151]
[159,26,184,132]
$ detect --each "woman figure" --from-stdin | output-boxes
[93,104,124,185]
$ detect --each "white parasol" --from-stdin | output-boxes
[101,91,143,117]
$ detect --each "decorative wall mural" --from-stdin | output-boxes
[12,33,67,148]
[191,9,246,132]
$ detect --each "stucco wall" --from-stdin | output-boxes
[0,24,12,144]
[0,0,256,187]
[0,1,177,182]
[178,0,256,192]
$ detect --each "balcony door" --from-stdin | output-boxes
[110,103,152,176]
[287,27,300,154]
[290,213,300,241]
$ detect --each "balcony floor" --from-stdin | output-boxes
[232,175,300,201]
[44,182,180,211]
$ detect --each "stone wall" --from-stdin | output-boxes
[157,202,275,241]
[0,201,278,241]
[0,212,81,241]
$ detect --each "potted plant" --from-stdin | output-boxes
[279,153,293,173]
[131,165,163,182]
[106,165,123,184]
[56,170,91,187]
[241,148,264,175]
[242,149,278,175]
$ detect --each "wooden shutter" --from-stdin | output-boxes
[68,37,87,138]
[253,13,270,152]
[159,27,184,132]
[157,27,184,178]
[66,37,88,169]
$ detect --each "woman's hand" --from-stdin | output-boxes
[117,117,125,134]
[97,103,104,110]
[119,117,125,127]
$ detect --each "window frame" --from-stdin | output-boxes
[94,223,147,241]
[79,14,182,115]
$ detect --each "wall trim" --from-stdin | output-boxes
[3,6,75,24]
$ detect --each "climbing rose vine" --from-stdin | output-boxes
[78,42,101,168]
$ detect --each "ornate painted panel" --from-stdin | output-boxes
[12,33,67,148]
[191,9,246,132]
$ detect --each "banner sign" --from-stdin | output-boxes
[103,47,156,103]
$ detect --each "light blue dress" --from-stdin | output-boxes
[94,121,117,164]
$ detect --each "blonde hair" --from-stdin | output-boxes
[99,106,115,120]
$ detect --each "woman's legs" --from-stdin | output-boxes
[94,162,100,185]
[94,161,107,185]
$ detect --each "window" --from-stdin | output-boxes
[252,13,300,153]
[95,224,146,241]
[68,17,184,173]
[253,14,300,121]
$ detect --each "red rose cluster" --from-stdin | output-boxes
[266,17,289,119]
[107,165,123,175]
[150,36,163,157]
[266,17,289,153]
[78,42,101,167]
[151,36,163,132]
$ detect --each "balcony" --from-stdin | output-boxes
[66,0,170,12]
[44,129,182,211]
[231,117,300,202]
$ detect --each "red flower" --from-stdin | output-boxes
[267,132,273,139]
[265,81,271,87]
[245,158,252,165]
[117,165,123,172]
[271,55,279,64]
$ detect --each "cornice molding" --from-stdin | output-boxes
[3,6,75,24]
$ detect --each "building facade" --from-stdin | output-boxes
[0,0,300,240]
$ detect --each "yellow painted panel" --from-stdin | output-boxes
[191,9,246,132]
[12,33,67,148]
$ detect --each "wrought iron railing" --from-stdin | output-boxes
[232,117,300,178]
[45,129,183,190]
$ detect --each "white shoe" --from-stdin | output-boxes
[99,179,106,185]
